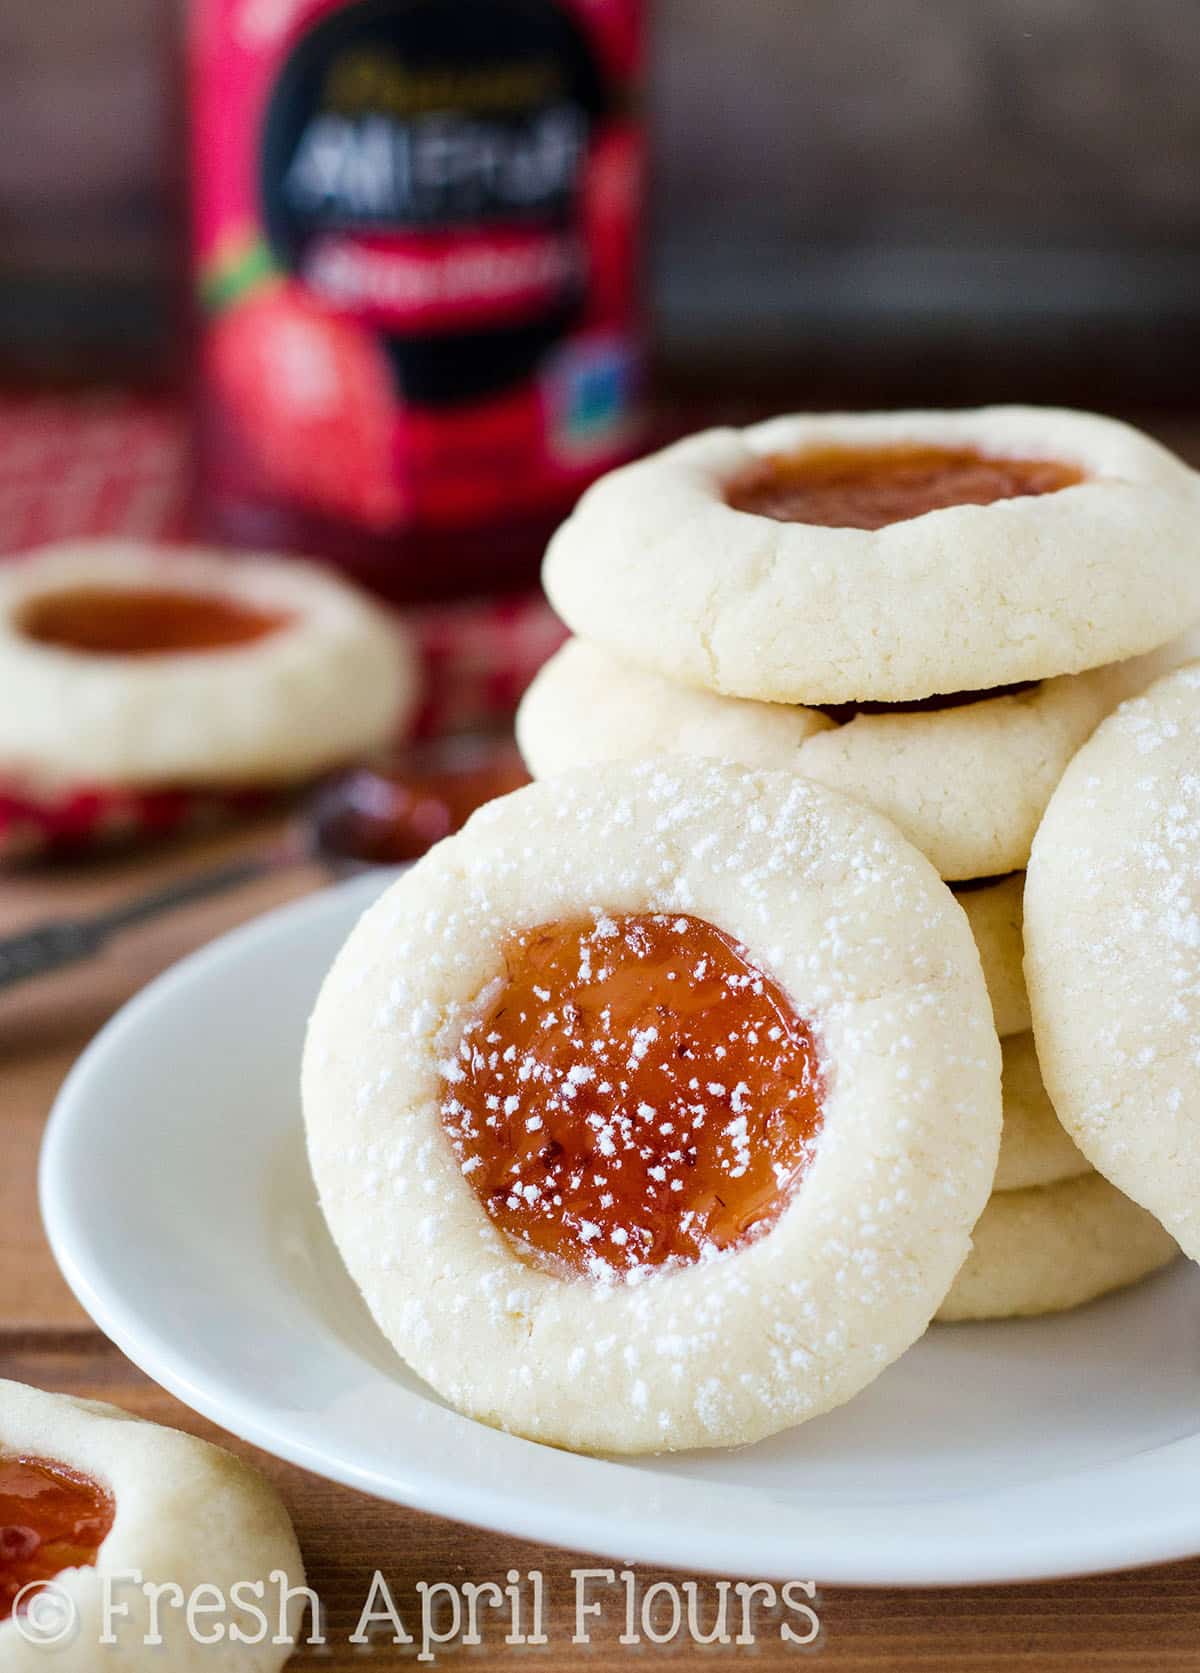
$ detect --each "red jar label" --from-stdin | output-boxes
[190,0,644,536]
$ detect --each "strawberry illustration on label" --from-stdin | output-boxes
[208,280,404,530]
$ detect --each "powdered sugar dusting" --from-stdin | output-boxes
[1028,665,1200,1251]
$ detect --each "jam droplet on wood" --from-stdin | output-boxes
[726,443,1083,531]
[0,1456,115,1622]
[441,912,824,1280]
[311,741,529,866]
[19,586,291,656]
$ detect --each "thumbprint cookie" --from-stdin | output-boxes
[517,629,1199,881]
[993,1031,1089,1194]
[304,760,1001,1453]
[0,1379,304,1667]
[0,541,415,789]
[543,408,1200,705]
[937,1174,1177,1323]
[1026,661,1200,1261]
[953,875,1029,1040]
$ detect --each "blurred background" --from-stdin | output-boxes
[3,0,1198,404]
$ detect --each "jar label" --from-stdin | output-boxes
[191,0,643,533]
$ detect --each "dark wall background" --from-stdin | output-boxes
[3,0,1198,399]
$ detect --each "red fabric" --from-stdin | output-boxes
[0,393,563,859]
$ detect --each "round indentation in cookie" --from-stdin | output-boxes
[544,407,1200,704]
[441,912,823,1279]
[18,585,290,657]
[937,1173,1178,1323]
[1026,660,1200,1260]
[0,1456,114,1622]
[304,759,1002,1453]
[0,540,416,787]
[726,444,1082,531]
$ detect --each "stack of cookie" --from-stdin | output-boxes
[518,405,1200,1320]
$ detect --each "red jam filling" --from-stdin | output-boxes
[19,586,291,656]
[441,912,824,1279]
[0,1456,114,1622]
[726,443,1083,530]
[952,871,1021,896]
[817,680,1038,725]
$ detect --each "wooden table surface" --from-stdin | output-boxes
[4,815,1200,1669]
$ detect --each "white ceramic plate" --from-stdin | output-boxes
[40,874,1200,1586]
